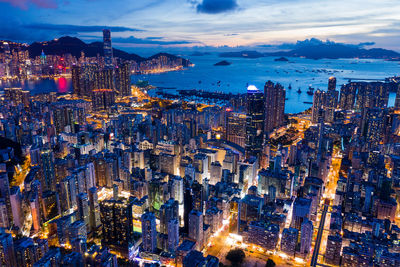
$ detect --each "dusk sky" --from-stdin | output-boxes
[1,0,400,51]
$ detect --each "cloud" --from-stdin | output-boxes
[0,0,57,9]
[195,0,238,14]
[25,24,143,34]
[112,36,198,45]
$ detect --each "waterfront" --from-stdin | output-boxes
[1,53,399,113]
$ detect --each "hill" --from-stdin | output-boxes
[27,36,191,65]
[267,42,400,60]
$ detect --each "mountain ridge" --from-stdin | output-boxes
[219,41,400,60]
[5,36,191,66]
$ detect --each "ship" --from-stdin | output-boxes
[288,84,292,90]
[297,88,302,94]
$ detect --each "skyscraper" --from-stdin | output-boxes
[159,198,179,235]
[115,63,131,97]
[167,218,179,252]
[99,198,134,256]
[188,210,204,250]
[88,187,101,233]
[299,218,313,257]
[40,150,55,191]
[0,231,16,267]
[226,111,246,147]
[311,89,325,123]
[245,85,265,159]
[103,29,113,69]
[264,81,285,133]
[91,89,115,111]
[0,173,12,227]
[141,211,157,253]
[324,77,339,123]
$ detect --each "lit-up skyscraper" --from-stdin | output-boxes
[245,85,265,159]
[324,77,339,123]
[264,81,285,133]
[103,29,113,69]
[141,211,157,253]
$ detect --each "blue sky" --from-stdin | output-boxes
[1,0,400,51]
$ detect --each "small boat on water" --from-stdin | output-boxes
[297,88,302,94]
[288,84,292,90]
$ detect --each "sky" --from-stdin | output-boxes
[1,0,400,51]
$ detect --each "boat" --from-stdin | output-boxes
[288,84,292,90]
[297,88,302,94]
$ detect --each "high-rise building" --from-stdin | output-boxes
[99,198,134,256]
[325,235,342,265]
[72,64,98,97]
[247,221,280,251]
[103,29,113,69]
[141,211,157,253]
[339,83,357,110]
[299,219,313,257]
[92,89,115,111]
[264,81,285,133]
[281,227,298,257]
[188,210,204,250]
[167,218,179,253]
[324,77,339,123]
[238,194,263,233]
[0,173,12,227]
[226,111,246,147]
[115,63,131,96]
[77,193,89,229]
[245,85,265,158]
[183,187,193,235]
[0,231,16,267]
[3,87,30,107]
[10,186,22,229]
[159,198,179,235]
[40,150,55,191]
[14,237,36,267]
[291,197,312,230]
[311,89,325,123]
[88,187,101,233]
[94,68,115,90]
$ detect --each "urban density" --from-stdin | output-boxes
[1,6,400,267]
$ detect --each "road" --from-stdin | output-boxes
[310,203,329,267]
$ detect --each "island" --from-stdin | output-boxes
[214,60,231,66]
[274,57,289,62]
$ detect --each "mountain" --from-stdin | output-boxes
[27,36,191,65]
[218,40,400,60]
[267,43,400,60]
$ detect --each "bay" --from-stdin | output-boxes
[1,53,399,114]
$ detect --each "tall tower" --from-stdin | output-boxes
[324,77,339,123]
[141,211,157,253]
[189,210,204,250]
[264,81,285,133]
[311,89,325,123]
[103,29,113,69]
[245,85,265,159]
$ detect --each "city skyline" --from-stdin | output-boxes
[1,0,400,51]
